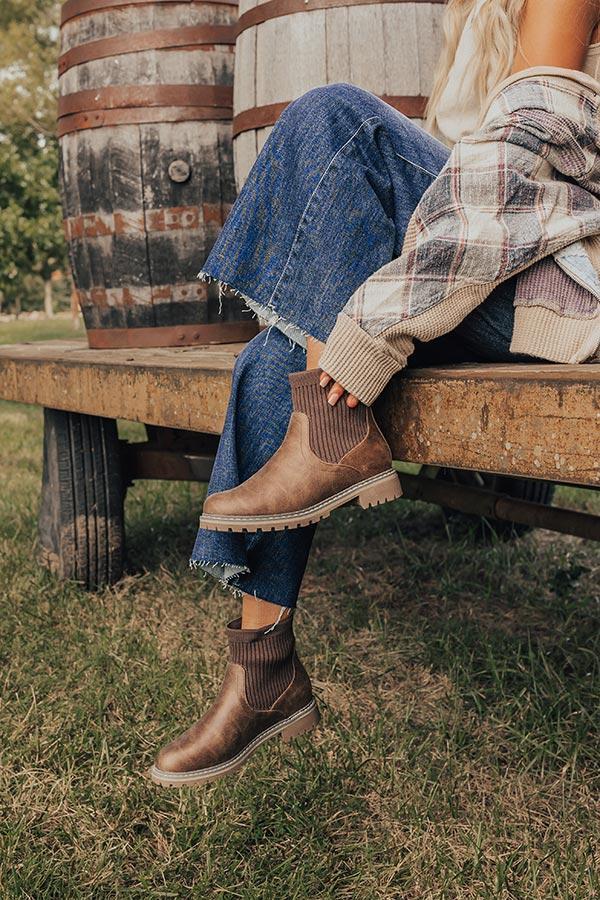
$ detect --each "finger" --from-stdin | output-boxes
[319,371,333,389]
[327,382,345,406]
[346,393,360,408]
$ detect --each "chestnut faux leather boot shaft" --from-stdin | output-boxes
[149,615,318,787]
[200,368,401,533]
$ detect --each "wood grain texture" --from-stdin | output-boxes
[58,1,247,345]
[1,342,598,486]
[233,0,445,185]
[377,365,600,487]
[60,2,238,50]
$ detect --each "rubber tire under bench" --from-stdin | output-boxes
[38,408,125,590]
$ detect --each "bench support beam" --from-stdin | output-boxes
[120,442,600,542]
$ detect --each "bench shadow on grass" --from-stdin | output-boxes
[311,497,599,773]
[122,479,204,576]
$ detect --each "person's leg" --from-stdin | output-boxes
[190,328,318,608]
[194,82,450,601]
[196,82,452,533]
[152,86,451,786]
[198,81,450,347]
[151,329,320,787]
[241,594,292,629]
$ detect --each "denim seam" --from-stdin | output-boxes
[266,115,381,309]
[392,150,440,179]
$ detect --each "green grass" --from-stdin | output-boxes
[0,321,598,898]
[0,314,81,346]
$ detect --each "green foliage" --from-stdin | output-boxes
[0,0,59,30]
[0,0,66,313]
[0,138,67,310]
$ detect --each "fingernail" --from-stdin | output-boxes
[319,377,328,388]
[328,394,336,406]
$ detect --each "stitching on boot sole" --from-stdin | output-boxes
[199,469,400,528]
[150,699,317,783]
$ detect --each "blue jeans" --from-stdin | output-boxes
[190,83,533,607]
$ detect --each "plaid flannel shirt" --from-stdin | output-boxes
[320,66,600,405]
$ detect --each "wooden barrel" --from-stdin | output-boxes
[232,0,447,188]
[58,0,258,349]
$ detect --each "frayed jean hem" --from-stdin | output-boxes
[197,270,309,351]
[189,558,250,600]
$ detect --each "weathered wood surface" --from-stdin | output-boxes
[233,0,446,186]
[1,341,598,486]
[58,0,250,345]
[378,365,600,487]
[0,340,239,435]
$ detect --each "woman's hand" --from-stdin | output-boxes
[305,337,360,406]
[319,371,360,408]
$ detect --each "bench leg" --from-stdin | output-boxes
[38,409,125,589]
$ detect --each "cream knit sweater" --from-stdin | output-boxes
[433,1,600,146]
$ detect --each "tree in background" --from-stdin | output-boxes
[0,0,68,316]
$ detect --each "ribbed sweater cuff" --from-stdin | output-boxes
[510,306,600,363]
[318,314,405,406]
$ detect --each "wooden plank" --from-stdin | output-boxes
[325,7,350,83]
[233,129,258,190]
[255,124,274,153]
[233,22,258,188]
[0,342,598,485]
[233,24,256,113]
[0,341,243,436]
[256,9,327,106]
[256,16,294,106]
[415,1,446,94]
[379,364,600,487]
[382,4,419,96]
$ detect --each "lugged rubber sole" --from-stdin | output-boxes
[199,469,402,534]
[148,700,320,787]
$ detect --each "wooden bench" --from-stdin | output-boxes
[0,339,598,587]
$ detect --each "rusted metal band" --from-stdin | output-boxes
[236,0,446,37]
[59,25,236,75]
[61,0,238,27]
[76,283,210,308]
[58,105,233,136]
[381,94,429,117]
[232,94,428,137]
[58,84,233,117]
[63,202,232,240]
[86,321,258,349]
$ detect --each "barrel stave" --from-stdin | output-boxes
[232,0,446,187]
[59,0,251,347]
[60,2,237,52]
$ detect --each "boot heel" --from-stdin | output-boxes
[357,472,402,509]
[281,703,320,743]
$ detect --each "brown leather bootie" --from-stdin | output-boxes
[149,614,318,787]
[200,368,401,533]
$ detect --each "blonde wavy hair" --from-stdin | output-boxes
[425,0,527,136]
